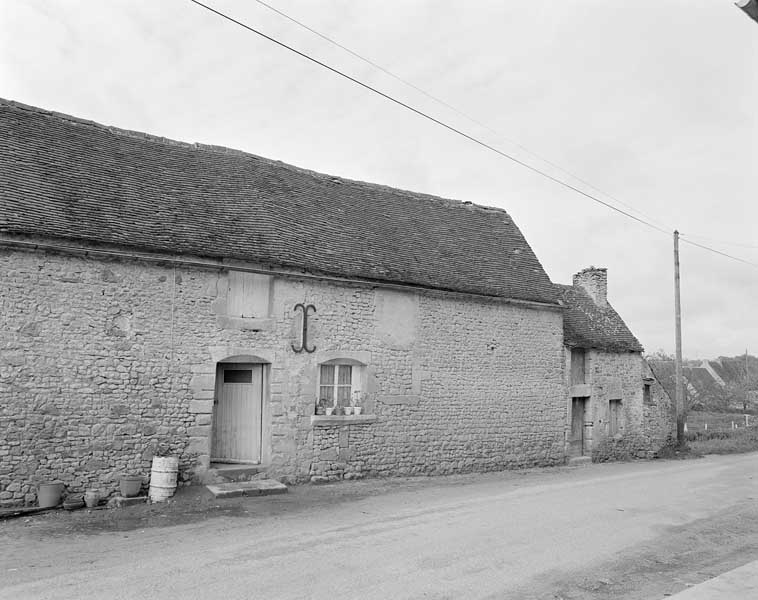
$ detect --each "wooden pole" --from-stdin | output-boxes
[674,230,685,444]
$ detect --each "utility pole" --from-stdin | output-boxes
[746,348,750,411]
[674,231,685,444]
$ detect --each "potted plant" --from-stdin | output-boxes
[315,398,326,416]
[325,402,335,416]
[351,391,363,416]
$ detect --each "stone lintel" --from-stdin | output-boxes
[570,384,591,398]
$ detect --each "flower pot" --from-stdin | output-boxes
[325,407,335,416]
[119,476,143,498]
[343,406,354,415]
[353,406,362,415]
[37,482,64,508]
[84,490,100,508]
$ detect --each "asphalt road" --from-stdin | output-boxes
[3,454,758,599]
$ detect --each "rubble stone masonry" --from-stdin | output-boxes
[567,349,674,461]
[0,244,566,505]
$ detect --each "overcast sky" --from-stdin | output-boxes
[2,0,756,359]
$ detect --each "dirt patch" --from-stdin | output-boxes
[508,503,758,600]
[0,467,563,538]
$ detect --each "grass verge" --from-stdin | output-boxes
[686,426,758,455]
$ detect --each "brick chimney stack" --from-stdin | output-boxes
[573,267,608,307]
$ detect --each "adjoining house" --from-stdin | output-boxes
[0,99,572,505]
[558,268,674,461]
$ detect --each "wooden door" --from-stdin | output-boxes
[212,363,263,463]
[570,397,586,456]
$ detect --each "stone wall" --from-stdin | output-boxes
[568,349,674,461]
[642,361,676,450]
[0,242,566,504]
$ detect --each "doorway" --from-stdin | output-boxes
[570,397,587,457]
[212,363,263,464]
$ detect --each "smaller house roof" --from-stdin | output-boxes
[557,284,643,353]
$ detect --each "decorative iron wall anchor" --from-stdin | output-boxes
[291,303,316,353]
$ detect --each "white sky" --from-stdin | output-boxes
[2,0,756,359]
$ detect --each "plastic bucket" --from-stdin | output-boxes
[119,476,143,498]
[38,482,64,508]
[149,456,179,502]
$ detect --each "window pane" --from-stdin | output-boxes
[224,369,252,383]
[320,364,335,385]
[337,365,352,385]
[337,385,352,404]
[319,386,334,403]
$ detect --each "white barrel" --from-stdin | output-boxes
[149,456,179,502]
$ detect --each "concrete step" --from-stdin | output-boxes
[568,456,592,467]
[208,463,267,483]
[205,479,288,499]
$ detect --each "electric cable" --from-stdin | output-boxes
[251,0,672,232]
[188,0,758,270]
[188,0,669,236]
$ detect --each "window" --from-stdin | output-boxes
[609,399,622,435]
[571,348,586,385]
[227,271,271,318]
[317,360,365,409]
[319,364,353,406]
[643,383,652,405]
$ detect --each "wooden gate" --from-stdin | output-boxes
[212,363,263,463]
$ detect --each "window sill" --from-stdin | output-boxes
[310,415,377,427]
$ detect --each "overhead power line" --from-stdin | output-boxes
[188,0,758,270]
[188,0,669,235]
[679,236,758,269]
[679,233,758,250]
[251,0,671,232]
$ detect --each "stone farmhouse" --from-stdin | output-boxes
[0,99,672,505]
[558,270,674,461]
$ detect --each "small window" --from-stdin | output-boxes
[609,399,622,435]
[224,369,253,383]
[227,271,271,318]
[571,348,586,385]
[643,383,652,405]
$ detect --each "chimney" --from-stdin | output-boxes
[573,267,608,307]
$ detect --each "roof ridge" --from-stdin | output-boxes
[0,97,513,220]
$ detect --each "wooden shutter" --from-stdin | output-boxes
[227,271,271,318]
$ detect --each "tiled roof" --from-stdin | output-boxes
[557,284,643,352]
[0,99,558,305]
[647,360,687,405]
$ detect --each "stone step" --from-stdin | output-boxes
[208,463,267,483]
[205,479,288,499]
[568,456,592,467]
